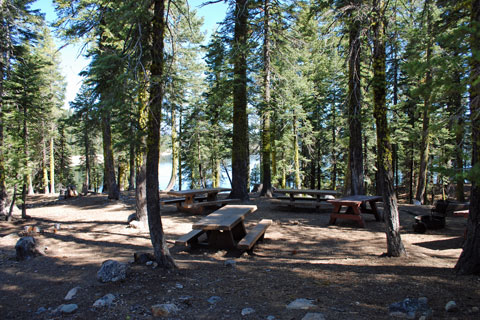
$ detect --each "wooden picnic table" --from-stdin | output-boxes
[327,195,382,227]
[192,205,257,248]
[164,187,233,214]
[273,188,338,209]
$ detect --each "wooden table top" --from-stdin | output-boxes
[166,188,231,197]
[275,188,338,196]
[192,205,257,231]
[328,195,382,204]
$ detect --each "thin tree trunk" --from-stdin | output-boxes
[372,0,406,257]
[101,113,119,199]
[260,0,273,197]
[147,0,176,269]
[178,106,183,190]
[293,116,301,189]
[455,0,480,274]
[165,103,177,191]
[230,0,250,201]
[347,1,365,195]
[42,126,49,194]
[128,123,135,191]
[84,119,90,194]
[49,134,55,194]
[331,98,337,190]
[451,69,465,202]
[0,4,10,216]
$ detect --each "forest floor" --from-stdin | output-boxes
[0,191,479,320]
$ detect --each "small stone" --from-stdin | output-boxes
[152,262,158,268]
[175,283,183,289]
[445,301,458,312]
[241,307,255,316]
[97,260,128,283]
[64,286,81,301]
[146,261,153,266]
[93,294,115,307]
[472,306,479,313]
[208,296,222,304]
[59,304,78,314]
[266,316,276,320]
[302,313,326,320]
[286,298,316,310]
[35,307,46,314]
[224,260,236,267]
[151,303,178,317]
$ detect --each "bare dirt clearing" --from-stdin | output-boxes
[0,192,479,319]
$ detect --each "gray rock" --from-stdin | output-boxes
[97,260,128,283]
[266,316,276,320]
[208,296,222,304]
[241,307,255,316]
[224,259,236,267]
[35,307,47,314]
[175,283,183,289]
[64,286,81,301]
[445,301,458,312]
[389,298,433,319]
[286,298,316,310]
[151,303,178,317]
[58,304,78,314]
[15,236,40,261]
[302,313,326,320]
[93,293,115,307]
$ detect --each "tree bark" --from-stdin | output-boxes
[128,123,136,191]
[49,134,55,194]
[455,0,480,274]
[372,0,406,257]
[230,0,250,201]
[347,0,365,195]
[101,113,120,199]
[42,126,49,194]
[293,116,301,188]
[147,0,176,269]
[260,0,273,197]
[165,102,177,191]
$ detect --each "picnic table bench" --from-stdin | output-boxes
[164,188,238,214]
[175,205,271,250]
[273,189,338,210]
[328,195,382,227]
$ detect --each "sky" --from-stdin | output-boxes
[31,0,229,109]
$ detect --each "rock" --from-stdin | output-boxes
[15,236,40,261]
[266,316,276,320]
[472,306,479,313]
[97,260,128,283]
[127,213,138,224]
[241,307,255,316]
[389,298,433,319]
[134,252,155,264]
[146,261,153,266]
[35,307,47,314]
[302,313,326,320]
[64,286,81,301]
[58,304,78,314]
[208,296,222,304]
[445,301,458,312]
[93,293,115,307]
[224,260,236,267]
[286,298,316,310]
[175,283,183,289]
[151,303,178,317]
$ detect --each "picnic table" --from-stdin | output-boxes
[162,187,237,214]
[327,195,383,227]
[175,205,272,250]
[273,188,338,209]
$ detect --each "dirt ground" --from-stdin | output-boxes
[0,191,479,320]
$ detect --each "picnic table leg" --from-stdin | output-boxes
[369,200,382,221]
[231,221,247,242]
[329,204,342,225]
[351,204,365,227]
[206,230,237,248]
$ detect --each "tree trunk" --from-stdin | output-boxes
[128,123,136,191]
[101,113,120,199]
[455,0,480,274]
[372,0,406,257]
[293,116,301,189]
[42,127,49,194]
[165,102,177,191]
[178,106,183,190]
[0,4,9,216]
[84,119,91,194]
[117,163,125,191]
[347,1,365,195]
[49,134,55,194]
[230,0,250,201]
[450,69,465,202]
[135,156,148,228]
[260,0,273,197]
[331,98,337,190]
[415,1,433,204]
[146,0,176,269]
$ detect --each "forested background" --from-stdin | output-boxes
[0,0,474,208]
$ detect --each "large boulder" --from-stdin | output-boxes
[15,236,41,261]
[97,260,128,283]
